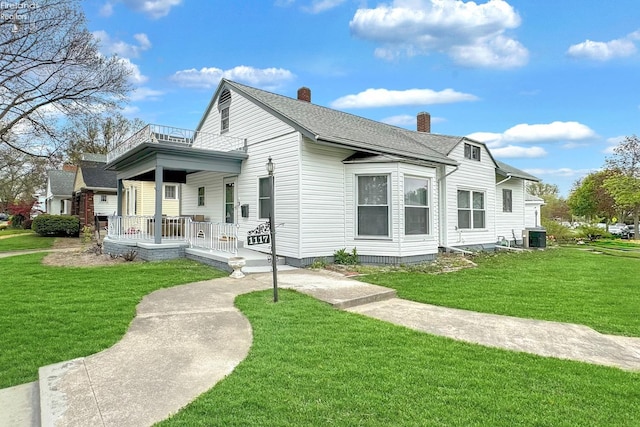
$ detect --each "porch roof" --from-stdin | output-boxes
[105,142,248,181]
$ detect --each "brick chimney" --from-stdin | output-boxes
[417,112,431,133]
[62,164,78,172]
[297,87,311,102]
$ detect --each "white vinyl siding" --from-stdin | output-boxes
[182,172,225,222]
[443,141,496,246]
[496,178,528,241]
[94,194,117,216]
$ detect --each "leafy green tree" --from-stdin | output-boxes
[603,135,640,238]
[527,181,569,222]
[567,171,617,224]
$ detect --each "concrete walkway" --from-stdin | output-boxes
[1,269,640,426]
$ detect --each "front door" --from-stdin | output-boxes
[224,178,236,224]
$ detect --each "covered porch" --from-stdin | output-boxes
[104,124,249,260]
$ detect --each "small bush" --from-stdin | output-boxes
[541,219,574,244]
[122,249,138,262]
[576,224,611,241]
[309,258,328,269]
[32,214,81,237]
[22,219,33,230]
[81,225,94,243]
[334,247,358,265]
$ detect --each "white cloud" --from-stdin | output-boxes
[468,121,597,147]
[567,30,640,61]
[100,2,114,17]
[490,145,546,158]
[381,114,446,127]
[92,31,151,58]
[604,135,625,154]
[331,87,478,108]
[118,0,183,18]
[349,0,528,69]
[303,0,347,13]
[170,66,295,89]
[118,57,148,84]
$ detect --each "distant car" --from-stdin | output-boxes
[0,213,8,221]
[627,225,635,239]
[608,223,629,236]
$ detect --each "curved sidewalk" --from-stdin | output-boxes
[3,269,640,426]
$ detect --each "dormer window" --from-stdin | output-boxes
[464,143,481,161]
[219,89,231,133]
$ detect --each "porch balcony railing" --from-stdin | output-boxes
[107,215,238,254]
[107,124,247,163]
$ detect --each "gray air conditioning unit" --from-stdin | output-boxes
[522,228,546,248]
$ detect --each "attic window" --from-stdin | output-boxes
[464,143,481,161]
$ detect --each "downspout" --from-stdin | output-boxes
[437,165,459,247]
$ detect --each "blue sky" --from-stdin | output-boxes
[83,0,640,196]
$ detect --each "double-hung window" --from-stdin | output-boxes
[258,177,272,219]
[220,107,229,133]
[457,190,485,229]
[357,175,389,237]
[502,189,512,213]
[164,185,177,200]
[404,177,429,235]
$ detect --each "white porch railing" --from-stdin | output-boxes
[107,124,247,163]
[187,221,238,254]
[107,216,238,254]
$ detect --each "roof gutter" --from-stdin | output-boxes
[496,175,512,186]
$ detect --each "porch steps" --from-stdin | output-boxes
[185,246,292,274]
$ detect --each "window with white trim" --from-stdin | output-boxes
[221,107,229,133]
[357,175,389,237]
[100,194,107,202]
[464,143,481,161]
[457,190,485,229]
[164,185,177,200]
[258,177,272,219]
[502,189,512,213]
[404,177,429,235]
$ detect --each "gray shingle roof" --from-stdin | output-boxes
[79,160,117,189]
[208,80,540,180]
[219,80,457,166]
[495,160,540,182]
[48,170,75,196]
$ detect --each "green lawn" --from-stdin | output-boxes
[161,290,640,426]
[359,247,640,337]
[0,253,225,388]
[0,233,55,251]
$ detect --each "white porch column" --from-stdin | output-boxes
[154,165,164,244]
[117,179,124,216]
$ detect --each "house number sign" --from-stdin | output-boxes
[247,222,271,246]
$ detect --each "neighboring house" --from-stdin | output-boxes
[72,155,118,227]
[524,194,545,229]
[105,79,541,265]
[122,180,180,217]
[45,166,76,215]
